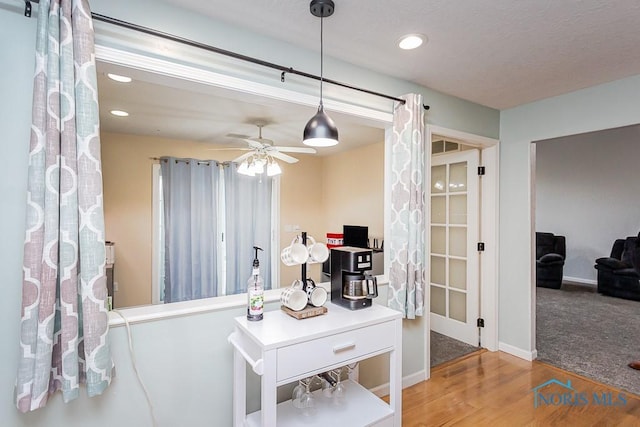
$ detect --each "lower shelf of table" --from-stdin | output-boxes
[244,380,394,427]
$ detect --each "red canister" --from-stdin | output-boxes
[326,233,344,248]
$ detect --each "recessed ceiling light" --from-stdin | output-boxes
[398,34,426,50]
[110,110,129,117]
[107,73,132,83]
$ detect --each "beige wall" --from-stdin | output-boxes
[278,155,324,286]
[321,141,385,242]
[102,132,383,308]
[102,132,155,308]
[281,141,385,285]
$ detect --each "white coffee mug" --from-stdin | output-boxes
[280,287,307,311]
[307,236,330,264]
[306,285,327,307]
[281,236,309,266]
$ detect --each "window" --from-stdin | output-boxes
[152,159,279,303]
[432,138,461,155]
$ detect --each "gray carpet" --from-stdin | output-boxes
[431,331,479,367]
[536,284,640,396]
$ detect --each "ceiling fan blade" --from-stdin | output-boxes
[206,147,251,151]
[270,151,299,164]
[272,146,316,154]
[226,133,251,140]
[226,133,263,149]
[232,152,254,163]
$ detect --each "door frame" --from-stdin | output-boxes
[424,125,499,377]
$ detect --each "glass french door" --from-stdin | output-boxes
[430,149,480,346]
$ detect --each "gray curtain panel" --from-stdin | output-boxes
[224,165,273,295]
[159,159,273,301]
[17,0,114,412]
[160,157,220,303]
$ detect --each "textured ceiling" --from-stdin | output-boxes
[160,0,640,109]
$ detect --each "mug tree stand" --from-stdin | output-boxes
[280,231,328,320]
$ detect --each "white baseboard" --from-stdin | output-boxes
[369,370,427,398]
[563,276,597,286]
[498,342,537,361]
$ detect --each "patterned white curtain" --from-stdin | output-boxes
[387,93,426,319]
[16,0,114,412]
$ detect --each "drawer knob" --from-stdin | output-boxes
[333,343,356,353]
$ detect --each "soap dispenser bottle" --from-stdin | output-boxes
[247,246,264,321]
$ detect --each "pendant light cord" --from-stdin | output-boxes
[319,14,324,109]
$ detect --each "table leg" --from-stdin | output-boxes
[389,319,403,426]
[261,350,277,426]
[233,346,246,426]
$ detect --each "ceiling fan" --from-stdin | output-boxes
[223,124,316,164]
[211,123,316,176]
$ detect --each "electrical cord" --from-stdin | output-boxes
[111,310,158,427]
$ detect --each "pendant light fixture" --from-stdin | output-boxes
[303,0,339,147]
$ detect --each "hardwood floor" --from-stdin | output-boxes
[398,350,640,426]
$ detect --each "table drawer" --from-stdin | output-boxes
[276,320,396,382]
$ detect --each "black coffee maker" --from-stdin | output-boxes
[330,246,378,310]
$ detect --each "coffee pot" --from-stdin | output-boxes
[342,272,378,300]
[330,246,378,310]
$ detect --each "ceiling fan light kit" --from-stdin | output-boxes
[267,160,282,176]
[226,124,316,177]
[303,0,339,148]
[253,159,265,174]
[237,160,255,176]
[238,156,271,177]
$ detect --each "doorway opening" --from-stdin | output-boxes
[425,126,499,376]
[532,124,640,396]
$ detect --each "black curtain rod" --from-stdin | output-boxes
[23,1,430,110]
[150,157,231,166]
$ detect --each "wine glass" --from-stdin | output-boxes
[332,369,346,405]
[300,379,316,416]
[334,379,346,402]
[292,380,306,409]
[321,377,334,398]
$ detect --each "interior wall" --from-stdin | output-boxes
[278,154,325,286]
[102,132,158,308]
[535,125,640,283]
[0,0,499,425]
[321,141,385,242]
[500,74,640,355]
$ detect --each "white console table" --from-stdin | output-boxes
[228,302,403,426]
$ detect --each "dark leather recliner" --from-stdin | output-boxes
[594,233,640,301]
[536,232,566,289]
